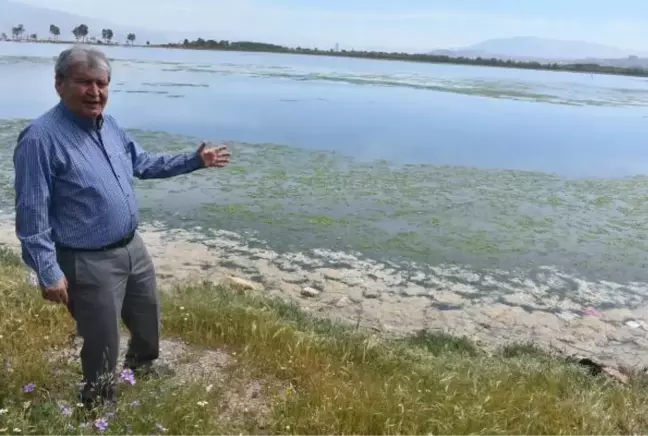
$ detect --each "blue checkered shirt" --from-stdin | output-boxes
[13,101,204,287]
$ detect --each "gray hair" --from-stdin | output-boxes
[54,45,112,80]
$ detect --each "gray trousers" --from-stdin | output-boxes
[57,232,160,402]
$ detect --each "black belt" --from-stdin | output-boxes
[56,231,136,252]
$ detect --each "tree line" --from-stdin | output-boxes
[1,24,137,45]
[4,28,647,79]
[168,38,648,79]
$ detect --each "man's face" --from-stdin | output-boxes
[55,64,109,119]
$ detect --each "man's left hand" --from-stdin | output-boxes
[198,142,231,168]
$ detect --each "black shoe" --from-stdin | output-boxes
[78,392,117,417]
[78,383,117,412]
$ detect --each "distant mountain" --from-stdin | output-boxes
[3,2,647,65]
[0,0,204,44]
[455,36,648,60]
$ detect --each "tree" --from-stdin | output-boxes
[30,33,37,41]
[127,33,136,45]
[73,24,89,42]
[78,24,89,42]
[49,24,60,40]
[101,28,113,44]
[0,33,7,41]
[12,24,25,40]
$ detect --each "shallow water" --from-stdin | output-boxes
[1,42,648,298]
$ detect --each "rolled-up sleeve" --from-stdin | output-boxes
[13,128,64,287]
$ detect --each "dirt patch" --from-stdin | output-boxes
[45,333,278,429]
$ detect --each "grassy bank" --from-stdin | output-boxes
[1,247,648,435]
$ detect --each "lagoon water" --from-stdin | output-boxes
[3,42,648,177]
[2,41,648,300]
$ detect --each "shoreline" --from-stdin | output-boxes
[0,217,646,370]
[2,240,646,434]
[2,39,647,80]
[161,44,648,80]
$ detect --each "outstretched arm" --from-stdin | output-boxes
[13,128,65,288]
[123,130,205,180]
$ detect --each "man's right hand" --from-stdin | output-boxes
[41,276,68,305]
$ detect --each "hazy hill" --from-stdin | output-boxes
[3,1,648,66]
[458,36,647,60]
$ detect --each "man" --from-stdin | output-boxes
[13,45,231,407]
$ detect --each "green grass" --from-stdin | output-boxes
[1,247,648,435]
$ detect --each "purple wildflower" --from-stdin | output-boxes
[59,405,73,416]
[94,418,109,433]
[23,383,35,393]
[119,368,136,385]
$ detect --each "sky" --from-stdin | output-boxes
[12,0,648,52]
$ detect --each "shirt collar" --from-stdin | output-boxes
[57,101,104,131]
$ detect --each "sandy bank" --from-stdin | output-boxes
[0,218,647,370]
